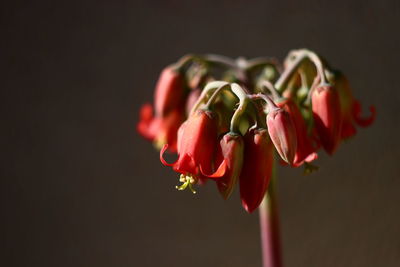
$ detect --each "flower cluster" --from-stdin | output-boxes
[138,49,375,212]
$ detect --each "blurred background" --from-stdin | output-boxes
[1,1,399,266]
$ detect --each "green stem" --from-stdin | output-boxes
[274,49,329,91]
[203,83,231,109]
[189,81,229,116]
[229,83,249,133]
[174,54,237,72]
[245,57,280,74]
[203,54,237,69]
[260,80,281,100]
[249,94,279,113]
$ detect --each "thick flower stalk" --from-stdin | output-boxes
[137,49,375,267]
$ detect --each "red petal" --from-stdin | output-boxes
[154,67,185,116]
[159,144,177,167]
[311,86,342,154]
[341,119,357,139]
[292,152,318,167]
[240,129,273,213]
[304,152,318,163]
[200,159,227,178]
[173,154,197,174]
[353,101,376,127]
[137,104,155,140]
[140,103,153,121]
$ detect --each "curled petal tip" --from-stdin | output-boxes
[292,152,318,167]
[200,160,227,178]
[353,101,376,127]
[304,152,318,163]
[159,144,177,167]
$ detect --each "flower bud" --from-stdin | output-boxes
[154,66,185,116]
[311,85,342,154]
[277,99,318,166]
[213,133,244,199]
[239,129,274,213]
[267,108,297,165]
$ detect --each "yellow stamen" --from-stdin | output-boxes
[175,174,197,194]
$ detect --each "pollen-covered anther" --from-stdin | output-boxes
[175,174,197,194]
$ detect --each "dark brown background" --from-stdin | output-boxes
[1,1,399,266]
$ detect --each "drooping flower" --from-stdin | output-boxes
[239,129,274,213]
[160,109,227,192]
[137,104,184,152]
[137,66,187,152]
[267,108,297,165]
[213,132,244,199]
[311,85,342,154]
[154,66,185,116]
[277,99,318,166]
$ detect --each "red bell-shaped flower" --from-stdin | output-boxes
[213,132,244,200]
[311,85,342,154]
[160,109,227,191]
[154,66,185,116]
[277,99,318,166]
[137,104,184,152]
[239,129,274,213]
[267,108,297,165]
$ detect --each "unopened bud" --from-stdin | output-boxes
[267,108,297,165]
